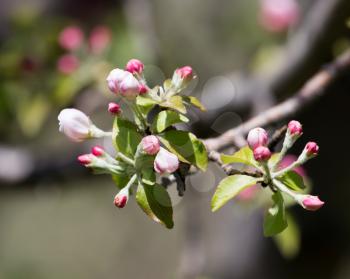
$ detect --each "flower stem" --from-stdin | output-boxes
[116,152,135,166]
[272,160,301,178]
[273,179,298,201]
[125,174,138,190]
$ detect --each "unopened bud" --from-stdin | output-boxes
[139,84,148,94]
[247,127,268,150]
[58,108,91,142]
[119,73,141,99]
[126,59,144,74]
[305,141,319,156]
[172,66,194,90]
[108,102,121,115]
[300,195,324,211]
[176,66,193,80]
[288,120,302,136]
[91,145,104,157]
[77,154,93,165]
[253,146,271,162]
[141,135,160,155]
[154,147,179,174]
[106,68,129,94]
[114,191,128,208]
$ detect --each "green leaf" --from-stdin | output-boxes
[221,146,260,169]
[160,96,187,114]
[151,110,189,133]
[112,117,142,158]
[159,130,208,171]
[263,191,288,237]
[136,183,174,229]
[163,79,172,92]
[134,144,156,186]
[183,96,206,111]
[273,213,300,259]
[268,153,281,168]
[211,175,261,212]
[136,96,158,115]
[278,171,306,191]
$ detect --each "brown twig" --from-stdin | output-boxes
[208,150,262,177]
[204,49,350,152]
[268,125,287,151]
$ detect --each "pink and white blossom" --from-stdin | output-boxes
[141,135,160,155]
[58,108,91,142]
[154,147,179,174]
[253,146,272,162]
[126,59,144,74]
[247,127,268,150]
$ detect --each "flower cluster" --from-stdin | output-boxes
[57,25,112,74]
[212,120,323,236]
[58,59,207,228]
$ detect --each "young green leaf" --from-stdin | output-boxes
[136,183,174,229]
[263,191,288,237]
[159,130,208,171]
[163,79,173,92]
[221,146,260,169]
[160,96,187,114]
[211,175,261,212]
[268,153,281,168]
[134,144,156,186]
[273,213,300,259]
[182,96,206,111]
[112,117,142,158]
[151,110,189,133]
[136,95,158,115]
[278,170,306,191]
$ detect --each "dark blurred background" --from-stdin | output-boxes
[1,0,350,278]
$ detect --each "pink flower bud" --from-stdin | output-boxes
[57,54,79,74]
[91,145,104,157]
[139,84,148,94]
[288,120,302,136]
[154,148,179,174]
[126,59,144,74]
[247,127,268,150]
[106,68,129,94]
[88,25,111,54]
[259,0,299,33]
[119,73,141,99]
[176,66,193,80]
[301,195,324,211]
[305,141,319,156]
[108,102,121,115]
[114,192,128,208]
[58,108,91,142]
[141,135,160,155]
[253,146,272,161]
[77,154,93,165]
[58,26,84,50]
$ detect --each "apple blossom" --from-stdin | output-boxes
[154,147,179,174]
[247,127,268,150]
[141,135,160,155]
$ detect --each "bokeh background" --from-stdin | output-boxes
[1,0,350,278]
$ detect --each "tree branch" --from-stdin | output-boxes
[204,49,350,152]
